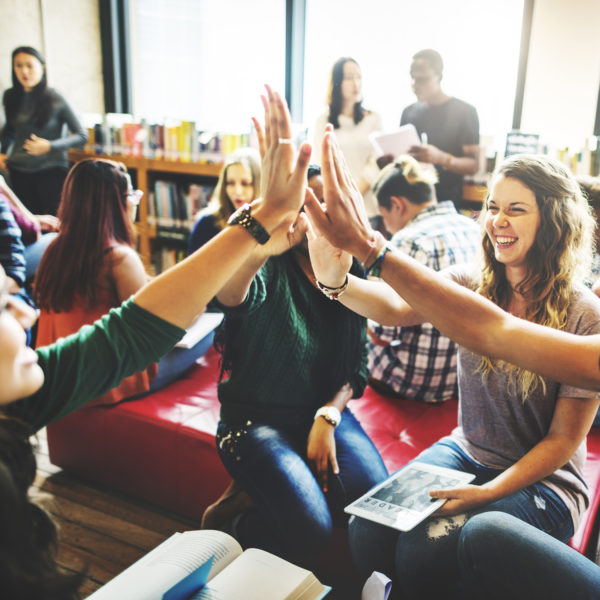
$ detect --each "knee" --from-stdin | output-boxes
[284,510,333,560]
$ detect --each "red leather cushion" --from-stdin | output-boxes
[47,347,600,556]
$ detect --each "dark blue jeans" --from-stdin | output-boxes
[348,437,574,600]
[459,512,600,600]
[216,407,388,566]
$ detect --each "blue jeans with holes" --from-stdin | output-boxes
[216,406,388,567]
[348,437,574,600]
[458,511,600,600]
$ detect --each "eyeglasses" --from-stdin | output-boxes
[127,189,143,206]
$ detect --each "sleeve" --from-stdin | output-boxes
[0,196,26,286]
[348,322,369,398]
[556,290,600,400]
[48,91,88,151]
[0,91,15,154]
[10,299,185,431]
[459,103,480,148]
[188,214,219,255]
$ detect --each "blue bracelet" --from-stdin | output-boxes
[364,244,392,279]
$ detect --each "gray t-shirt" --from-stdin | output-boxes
[448,265,600,531]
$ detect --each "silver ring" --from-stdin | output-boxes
[278,138,293,144]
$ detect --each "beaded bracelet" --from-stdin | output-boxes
[364,244,392,279]
[316,275,349,300]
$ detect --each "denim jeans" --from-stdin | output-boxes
[348,437,574,600]
[459,512,600,600]
[216,406,389,566]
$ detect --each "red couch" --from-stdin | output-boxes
[47,347,600,558]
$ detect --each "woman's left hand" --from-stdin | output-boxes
[24,134,51,155]
[430,484,492,516]
[307,417,339,493]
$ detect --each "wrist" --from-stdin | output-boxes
[441,152,453,169]
[314,405,341,428]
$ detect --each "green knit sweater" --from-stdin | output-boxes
[215,252,368,424]
[8,300,184,433]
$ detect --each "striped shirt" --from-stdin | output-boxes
[368,201,481,402]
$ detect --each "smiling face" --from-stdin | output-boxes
[225,163,255,210]
[484,175,541,281]
[0,267,43,406]
[13,52,44,92]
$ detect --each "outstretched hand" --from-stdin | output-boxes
[303,125,379,265]
[252,86,311,233]
[305,190,352,287]
[430,484,491,516]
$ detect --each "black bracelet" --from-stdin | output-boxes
[227,203,270,245]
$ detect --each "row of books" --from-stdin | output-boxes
[84,115,253,163]
[150,245,189,275]
[147,180,216,232]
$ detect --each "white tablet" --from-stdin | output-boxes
[345,462,475,532]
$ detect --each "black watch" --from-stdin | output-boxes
[227,203,270,245]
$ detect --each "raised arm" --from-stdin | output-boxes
[134,87,310,328]
[304,125,600,391]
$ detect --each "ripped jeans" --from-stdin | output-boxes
[216,407,388,567]
[348,437,574,600]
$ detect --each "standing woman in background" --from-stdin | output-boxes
[312,57,383,225]
[0,46,87,215]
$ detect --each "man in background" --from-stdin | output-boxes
[399,49,480,204]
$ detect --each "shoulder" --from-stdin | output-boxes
[567,285,600,333]
[362,110,383,128]
[448,97,479,118]
[107,244,143,270]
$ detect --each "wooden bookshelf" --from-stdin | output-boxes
[68,150,222,269]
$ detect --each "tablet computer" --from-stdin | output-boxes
[344,462,475,532]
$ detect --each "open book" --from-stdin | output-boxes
[87,529,331,600]
[345,462,475,532]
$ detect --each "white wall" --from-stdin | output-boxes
[0,0,104,128]
[521,0,600,149]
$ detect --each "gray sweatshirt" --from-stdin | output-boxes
[1,88,87,172]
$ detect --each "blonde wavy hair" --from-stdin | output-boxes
[476,154,594,398]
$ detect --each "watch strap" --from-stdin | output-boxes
[227,203,270,245]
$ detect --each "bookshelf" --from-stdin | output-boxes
[68,150,222,270]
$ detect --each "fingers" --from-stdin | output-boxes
[259,95,271,149]
[321,131,341,200]
[304,188,330,235]
[290,141,311,190]
[317,456,329,492]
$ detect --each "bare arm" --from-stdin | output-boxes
[304,124,600,391]
[134,86,311,329]
[408,143,479,175]
[432,394,600,515]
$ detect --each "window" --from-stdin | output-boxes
[129,0,286,131]
[303,0,525,152]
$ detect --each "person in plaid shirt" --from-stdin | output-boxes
[367,156,481,402]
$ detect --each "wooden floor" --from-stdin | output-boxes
[33,428,201,598]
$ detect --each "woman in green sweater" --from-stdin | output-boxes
[207,161,388,566]
[0,87,310,599]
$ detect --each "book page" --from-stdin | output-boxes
[87,530,242,600]
[192,548,329,600]
[175,312,223,348]
[369,124,420,157]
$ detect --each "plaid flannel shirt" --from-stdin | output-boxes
[368,201,481,402]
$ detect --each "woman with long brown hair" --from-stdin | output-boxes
[306,151,600,599]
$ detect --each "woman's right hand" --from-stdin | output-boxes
[305,195,352,287]
[36,214,60,232]
[252,86,311,233]
[304,125,379,265]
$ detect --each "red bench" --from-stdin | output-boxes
[47,347,600,558]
